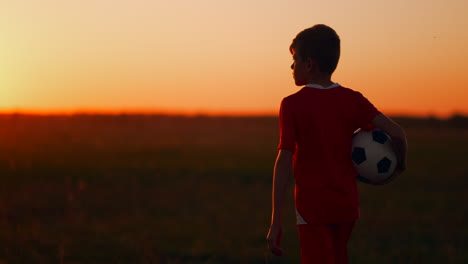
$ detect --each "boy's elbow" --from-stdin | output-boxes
[275,149,293,172]
[277,149,293,165]
[391,123,406,140]
[279,149,293,159]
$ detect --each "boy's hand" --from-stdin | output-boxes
[267,224,284,256]
[374,166,405,185]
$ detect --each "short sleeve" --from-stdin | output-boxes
[278,98,296,153]
[354,91,380,129]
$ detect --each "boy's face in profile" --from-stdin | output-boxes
[291,49,310,86]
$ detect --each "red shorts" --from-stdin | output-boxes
[297,221,356,264]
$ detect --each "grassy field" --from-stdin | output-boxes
[0,114,466,263]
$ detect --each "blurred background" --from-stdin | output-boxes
[0,0,467,263]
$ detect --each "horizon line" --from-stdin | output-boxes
[0,108,467,119]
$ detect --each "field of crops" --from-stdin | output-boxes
[0,114,466,263]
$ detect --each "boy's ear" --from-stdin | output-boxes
[305,58,317,73]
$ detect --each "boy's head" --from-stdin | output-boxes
[290,24,340,85]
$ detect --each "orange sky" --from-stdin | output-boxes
[1,0,467,117]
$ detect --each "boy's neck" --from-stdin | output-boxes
[307,75,334,87]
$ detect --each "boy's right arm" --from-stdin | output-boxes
[372,113,408,184]
[267,149,293,256]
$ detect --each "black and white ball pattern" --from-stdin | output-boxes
[352,128,397,184]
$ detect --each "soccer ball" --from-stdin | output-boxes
[351,128,398,184]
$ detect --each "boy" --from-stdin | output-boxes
[266,25,408,264]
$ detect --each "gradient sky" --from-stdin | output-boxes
[1,0,467,117]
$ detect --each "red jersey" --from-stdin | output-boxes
[278,84,380,224]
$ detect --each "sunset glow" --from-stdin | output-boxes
[1,0,467,117]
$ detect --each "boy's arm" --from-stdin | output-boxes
[372,113,408,184]
[267,149,293,256]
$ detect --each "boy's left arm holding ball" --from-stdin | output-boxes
[372,113,408,185]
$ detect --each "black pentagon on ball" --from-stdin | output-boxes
[377,157,392,173]
[352,147,366,165]
[372,130,389,144]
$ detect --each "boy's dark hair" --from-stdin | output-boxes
[290,24,340,74]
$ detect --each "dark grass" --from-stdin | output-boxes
[0,114,467,263]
